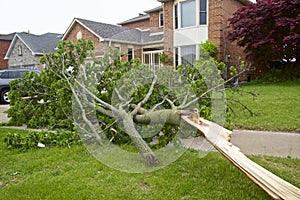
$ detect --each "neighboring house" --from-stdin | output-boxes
[5,32,62,71]
[0,33,15,69]
[63,0,253,79]
[62,18,164,69]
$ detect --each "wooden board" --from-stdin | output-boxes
[181,115,300,200]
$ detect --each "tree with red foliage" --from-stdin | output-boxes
[227,0,300,70]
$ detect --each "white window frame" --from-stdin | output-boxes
[174,0,208,29]
[176,45,200,66]
[142,50,163,71]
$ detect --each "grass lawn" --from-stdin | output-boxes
[229,80,300,132]
[0,128,299,199]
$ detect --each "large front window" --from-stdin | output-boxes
[181,45,196,66]
[181,0,196,28]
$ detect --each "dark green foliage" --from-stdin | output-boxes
[228,0,300,68]
[4,130,81,151]
[256,67,300,83]
[7,39,234,149]
[8,39,95,130]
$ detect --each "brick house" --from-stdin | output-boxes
[63,0,252,79]
[5,32,62,71]
[62,18,164,69]
[0,33,15,69]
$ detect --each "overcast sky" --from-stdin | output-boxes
[1,0,161,35]
[0,0,255,35]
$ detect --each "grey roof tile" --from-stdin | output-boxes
[76,18,163,45]
[118,14,150,25]
[17,32,62,54]
[0,33,15,41]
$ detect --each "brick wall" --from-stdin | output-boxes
[122,18,151,30]
[0,40,11,69]
[208,0,223,60]
[121,13,163,33]
[64,22,107,56]
[162,1,174,62]
[208,0,251,80]
[64,22,143,63]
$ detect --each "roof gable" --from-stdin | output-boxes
[5,32,62,59]
[62,18,163,45]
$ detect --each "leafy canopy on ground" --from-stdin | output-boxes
[7,39,238,166]
[1,128,299,199]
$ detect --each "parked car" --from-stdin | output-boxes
[0,69,40,104]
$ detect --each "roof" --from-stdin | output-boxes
[118,5,163,25]
[118,14,150,25]
[5,32,62,59]
[62,18,163,45]
[0,33,15,41]
[144,5,163,13]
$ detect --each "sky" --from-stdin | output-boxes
[0,0,161,35]
[0,0,255,35]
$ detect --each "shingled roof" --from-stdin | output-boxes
[0,33,15,41]
[63,18,163,45]
[118,14,150,25]
[5,32,62,59]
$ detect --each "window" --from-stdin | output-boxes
[181,0,196,28]
[181,45,196,66]
[18,45,22,56]
[175,47,179,67]
[200,0,207,25]
[174,4,179,29]
[159,11,164,27]
[0,71,8,79]
[128,48,134,61]
[114,45,121,52]
[143,51,163,71]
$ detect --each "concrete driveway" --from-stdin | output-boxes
[0,104,9,123]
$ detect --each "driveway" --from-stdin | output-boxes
[0,104,9,123]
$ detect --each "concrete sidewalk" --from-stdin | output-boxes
[231,129,300,158]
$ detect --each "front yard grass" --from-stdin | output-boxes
[0,128,299,199]
[229,80,300,132]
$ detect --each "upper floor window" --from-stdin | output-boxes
[175,0,208,29]
[174,4,179,29]
[199,0,207,25]
[159,11,164,27]
[181,0,196,28]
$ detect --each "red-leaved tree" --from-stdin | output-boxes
[227,0,300,70]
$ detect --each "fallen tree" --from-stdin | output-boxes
[8,39,299,198]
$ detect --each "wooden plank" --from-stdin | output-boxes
[182,115,300,200]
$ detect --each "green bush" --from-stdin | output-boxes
[4,130,81,151]
[7,39,234,149]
